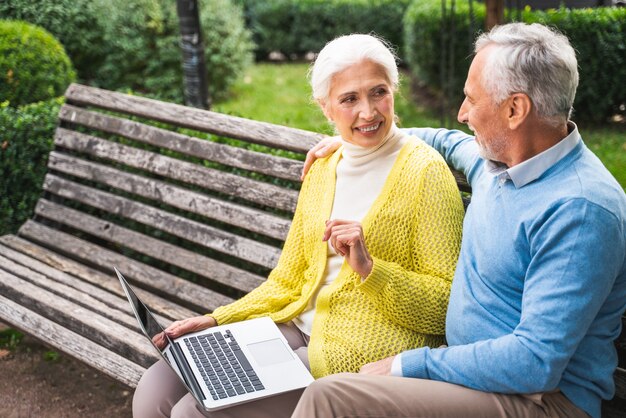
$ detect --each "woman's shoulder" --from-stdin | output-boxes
[401,134,449,170]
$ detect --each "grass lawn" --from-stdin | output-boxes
[214,63,625,189]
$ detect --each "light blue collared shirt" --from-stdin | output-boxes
[483,122,581,188]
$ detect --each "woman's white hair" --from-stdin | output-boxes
[309,33,399,102]
[475,23,579,125]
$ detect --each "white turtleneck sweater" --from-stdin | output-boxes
[292,126,408,335]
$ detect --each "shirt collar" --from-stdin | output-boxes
[484,122,581,188]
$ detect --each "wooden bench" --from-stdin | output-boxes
[0,83,623,409]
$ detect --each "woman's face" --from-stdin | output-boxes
[321,60,395,148]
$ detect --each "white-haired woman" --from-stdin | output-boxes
[133,33,464,418]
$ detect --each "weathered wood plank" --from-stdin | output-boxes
[15,222,235,312]
[54,128,299,212]
[0,235,197,321]
[616,367,626,400]
[0,294,145,388]
[0,246,179,328]
[33,200,266,292]
[0,269,158,367]
[47,152,291,240]
[59,104,304,182]
[64,83,324,153]
[43,174,282,269]
[0,252,141,329]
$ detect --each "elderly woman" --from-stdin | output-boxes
[133,34,464,418]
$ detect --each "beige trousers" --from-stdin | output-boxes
[132,322,309,418]
[291,373,589,418]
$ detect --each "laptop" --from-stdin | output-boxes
[114,267,314,411]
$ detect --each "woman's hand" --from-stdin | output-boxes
[152,315,217,349]
[323,219,373,279]
[301,136,342,180]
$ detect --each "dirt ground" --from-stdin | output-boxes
[0,323,133,418]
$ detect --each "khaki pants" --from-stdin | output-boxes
[133,322,588,418]
[292,373,589,418]
[132,322,309,418]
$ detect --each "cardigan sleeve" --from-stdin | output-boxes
[359,159,464,334]
[210,171,313,325]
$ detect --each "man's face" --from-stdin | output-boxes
[457,46,510,164]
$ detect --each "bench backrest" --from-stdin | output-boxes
[19,83,469,316]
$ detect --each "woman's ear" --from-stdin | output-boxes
[507,93,532,130]
[318,99,333,122]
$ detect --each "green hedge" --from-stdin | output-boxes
[0,0,104,81]
[0,20,75,106]
[404,1,626,123]
[2,0,254,103]
[89,0,254,102]
[0,98,62,235]
[241,0,411,59]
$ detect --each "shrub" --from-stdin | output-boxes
[0,20,75,106]
[90,0,254,102]
[403,1,626,123]
[242,0,412,60]
[0,0,104,81]
[0,98,62,235]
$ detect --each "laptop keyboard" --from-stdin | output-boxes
[185,330,265,400]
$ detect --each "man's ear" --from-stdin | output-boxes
[507,93,532,130]
[318,99,333,121]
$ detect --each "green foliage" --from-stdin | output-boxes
[0,328,23,350]
[523,7,626,123]
[0,0,104,80]
[0,98,62,235]
[0,20,75,106]
[403,0,626,123]
[90,0,254,102]
[43,350,60,362]
[241,0,412,59]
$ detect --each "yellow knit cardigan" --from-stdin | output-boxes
[210,137,464,378]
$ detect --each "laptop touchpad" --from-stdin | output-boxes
[247,338,293,367]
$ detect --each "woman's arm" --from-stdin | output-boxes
[359,160,464,334]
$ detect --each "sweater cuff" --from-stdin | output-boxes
[401,347,430,379]
[208,306,236,325]
[358,256,393,297]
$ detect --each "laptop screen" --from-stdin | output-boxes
[116,269,171,353]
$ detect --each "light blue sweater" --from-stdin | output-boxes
[402,126,626,418]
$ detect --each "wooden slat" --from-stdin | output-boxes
[0,269,158,367]
[0,235,197,321]
[16,222,234,312]
[54,128,299,213]
[33,199,266,292]
[59,104,304,182]
[43,174,282,269]
[64,83,324,153]
[0,294,145,388]
[0,252,139,329]
[48,152,291,240]
[0,244,178,327]
[616,367,626,400]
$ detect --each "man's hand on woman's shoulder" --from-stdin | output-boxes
[301,136,342,180]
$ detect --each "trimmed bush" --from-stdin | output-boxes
[0,20,75,106]
[0,0,104,81]
[403,1,626,123]
[90,0,254,102]
[0,98,62,235]
[242,0,412,59]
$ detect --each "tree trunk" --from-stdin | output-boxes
[176,0,210,109]
[485,0,504,30]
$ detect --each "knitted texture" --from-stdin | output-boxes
[210,138,464,378]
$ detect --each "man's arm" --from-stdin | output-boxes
[398,199,624,393]
[402,128,480,183]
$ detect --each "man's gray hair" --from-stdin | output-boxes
[310,33,399,102]
[475,23,579,124]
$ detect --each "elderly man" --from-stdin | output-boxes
[295,23,626,418]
